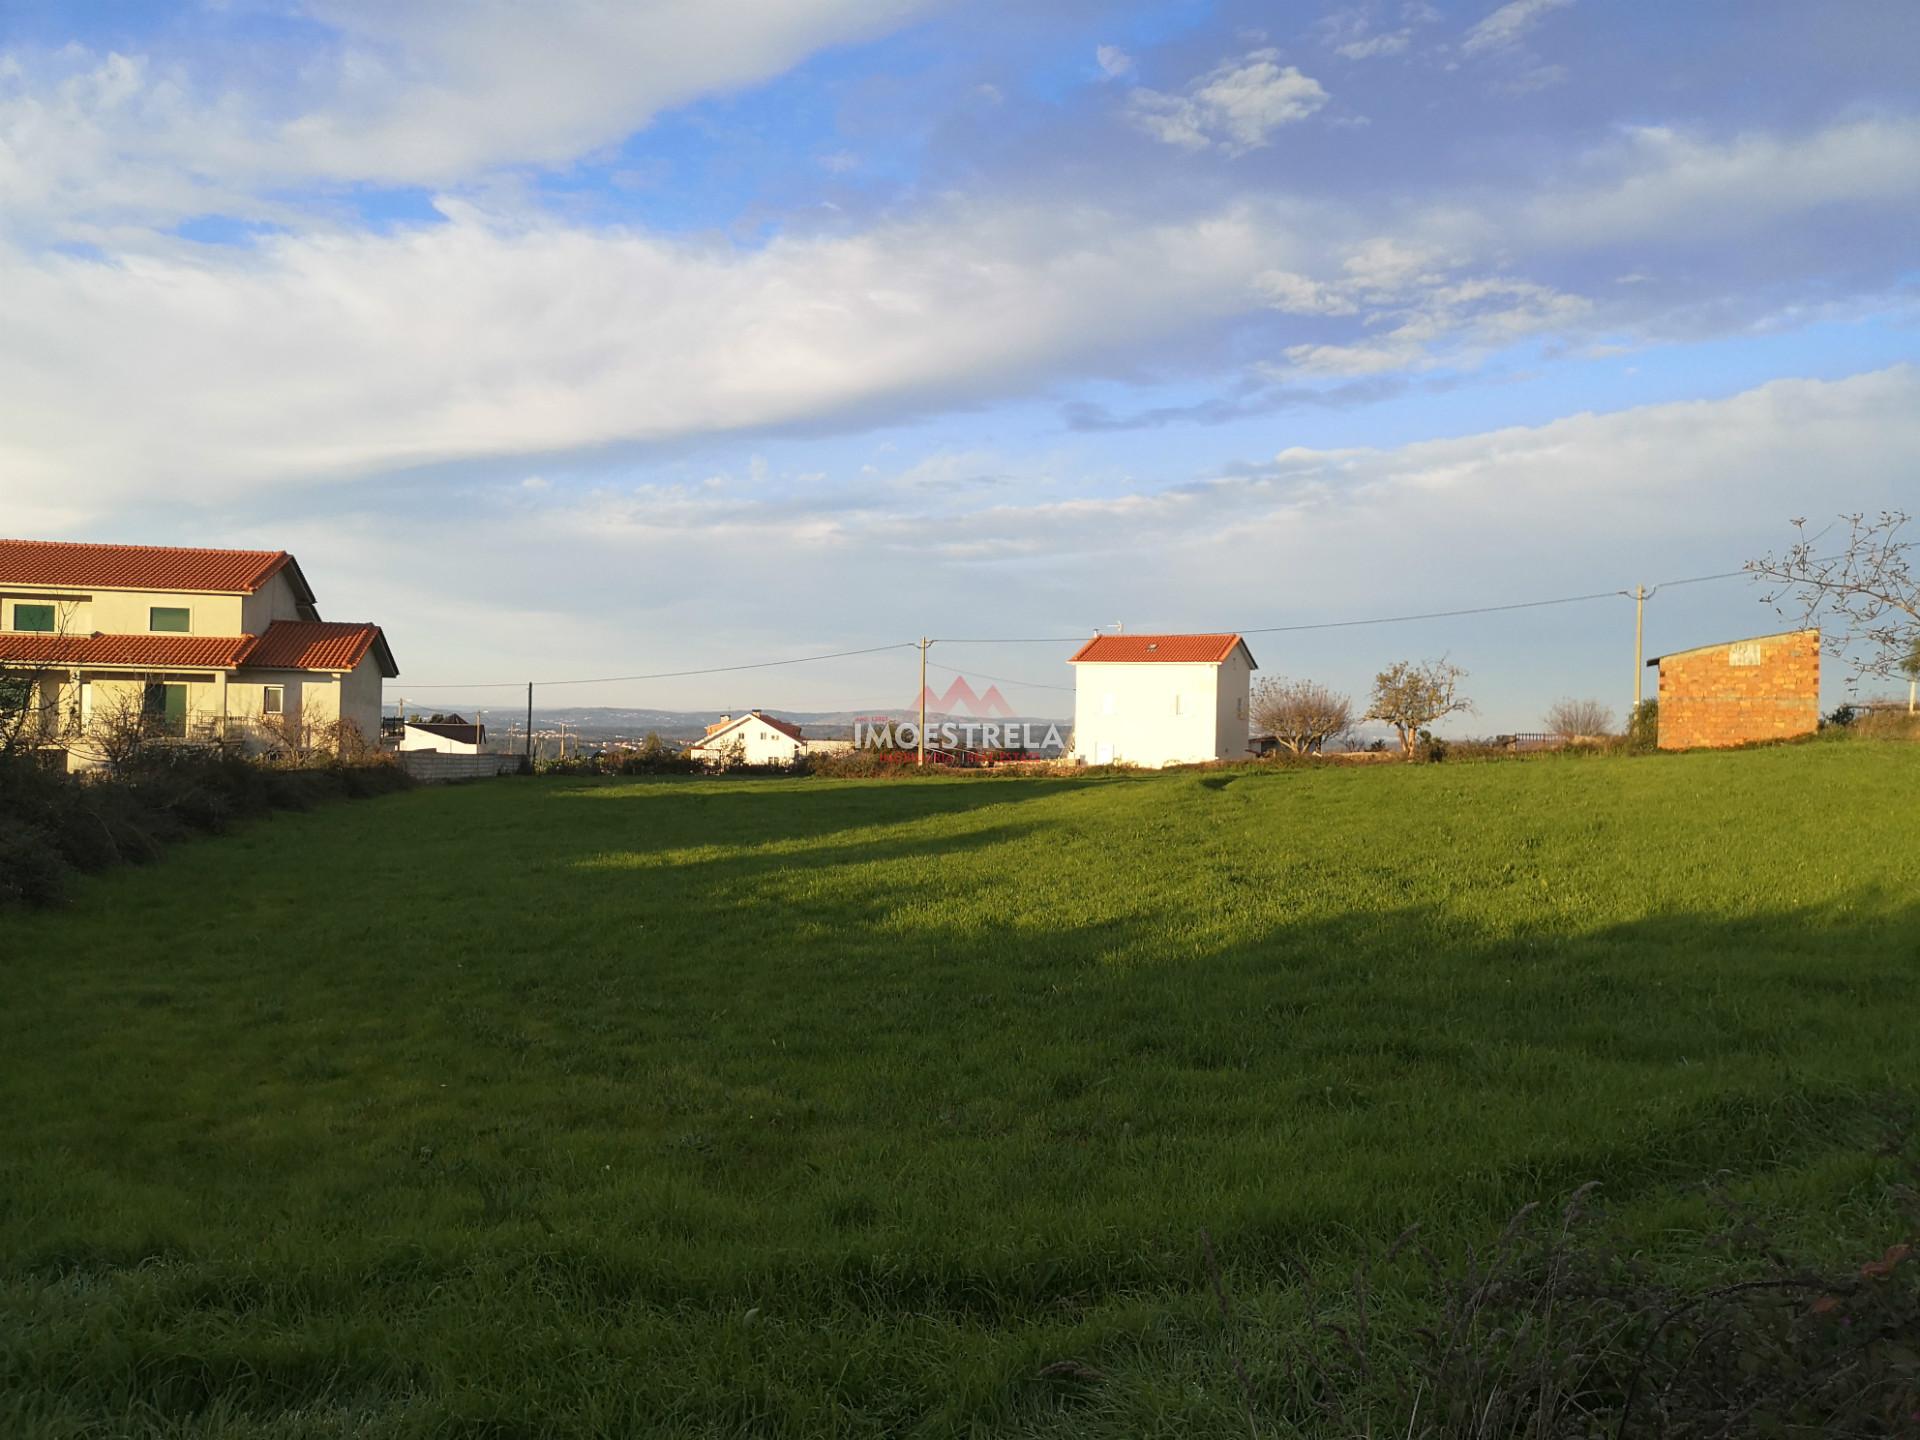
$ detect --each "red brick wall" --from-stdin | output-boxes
[1656,630,1819,751]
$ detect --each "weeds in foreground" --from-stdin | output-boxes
[1259,1118,1920,1437]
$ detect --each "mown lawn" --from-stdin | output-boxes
[3,744,1918,1437]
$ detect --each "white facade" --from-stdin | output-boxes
[1070,635,1256,768]
[687,711,808,766]
[399,721,484,754]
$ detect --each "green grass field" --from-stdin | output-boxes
[4,745,1919,1437]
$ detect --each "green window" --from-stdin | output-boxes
[143,682,188,738]
[149,606,190,633]
[13,603,55,632]
[0,677,32,717]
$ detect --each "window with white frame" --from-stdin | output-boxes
[262,685,285,716]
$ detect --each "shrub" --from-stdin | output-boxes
[0,750,412,910]
[1545,696,1616,739]
[1270,1125,1920,1438]
[1854,708,1920,742]
[0,813,68,906]
[1626,698,1660,752]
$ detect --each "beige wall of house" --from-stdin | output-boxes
[31,667,362,770]
[338,652,384,744]
[240,573,311,634]
[2,587,251,637]
[1072,655,1253,768]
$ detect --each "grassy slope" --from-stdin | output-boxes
[2,745,1918,1436]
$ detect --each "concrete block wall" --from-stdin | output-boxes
[1656,630,1819,751]
[396,751,523,783]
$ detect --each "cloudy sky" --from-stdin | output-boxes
[2,0,1915,726]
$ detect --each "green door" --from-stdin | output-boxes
[144,682,188,738]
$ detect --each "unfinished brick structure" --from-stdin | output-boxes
[1647,628,1820,751]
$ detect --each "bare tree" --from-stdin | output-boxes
[1747,510,1917,684]
[0,667,39,759]
[1,603,81,760]
[84,684,166,776]
[1544,697,1615,740]
[1366,659,1472,758]
[1251,677,1353,755]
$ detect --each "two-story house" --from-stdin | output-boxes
[1068,632,1256,767]
[0,539,398,769]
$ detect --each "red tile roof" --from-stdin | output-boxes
[0,539,301,595]
[759,713,806,743]
[242,621,397,677]
[1069,633,1251,664]
[0,633,256,669]
[1,621,397,676]
[696,710,805,745]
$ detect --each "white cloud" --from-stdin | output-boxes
[1252,270,1360,315]
[1095,45,1134,79]
[0,1,931,238]
[1127,49,1329,155]
[1524,116,1920,249]
[374,367,1918,701]
[0,197,1298,507]
[3,112,1915,518]
[1461,0,1573,57]
[1336,31,1412,59]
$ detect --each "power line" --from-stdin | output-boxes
[934,568,1751,645]
[390,566,1754,693]
[399,641,917,691]
[924,658,1074,694]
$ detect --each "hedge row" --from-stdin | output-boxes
[0,751,412,909]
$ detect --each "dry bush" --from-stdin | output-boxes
[1854,708,1920,741]
[1267,1117,1920,1438]
[1251,678,1353,755]
[1545,696,1616,740]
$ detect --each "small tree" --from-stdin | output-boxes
[1544,697,1614,740]
[85,684,165,776]
[1366,659,1471,758]
[0,669,38,759]
[1251,677,1352,755]
[1626,698,1659,752]
[1747,510,1918,683]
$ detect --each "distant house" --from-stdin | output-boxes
[1646,628,1820,750]
[1068,632,1256,767]
[688,710,808,767]
[400,715,486,754]
[0,539,397,770]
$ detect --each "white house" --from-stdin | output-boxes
[400,715,486,754]
[688,710,809,767]
[1068,632,1256,768]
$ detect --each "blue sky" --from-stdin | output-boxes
[2,0,1915,727]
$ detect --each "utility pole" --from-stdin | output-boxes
[525,682,533,765]
[1631,584,1648,715]
[917,637,929,767]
